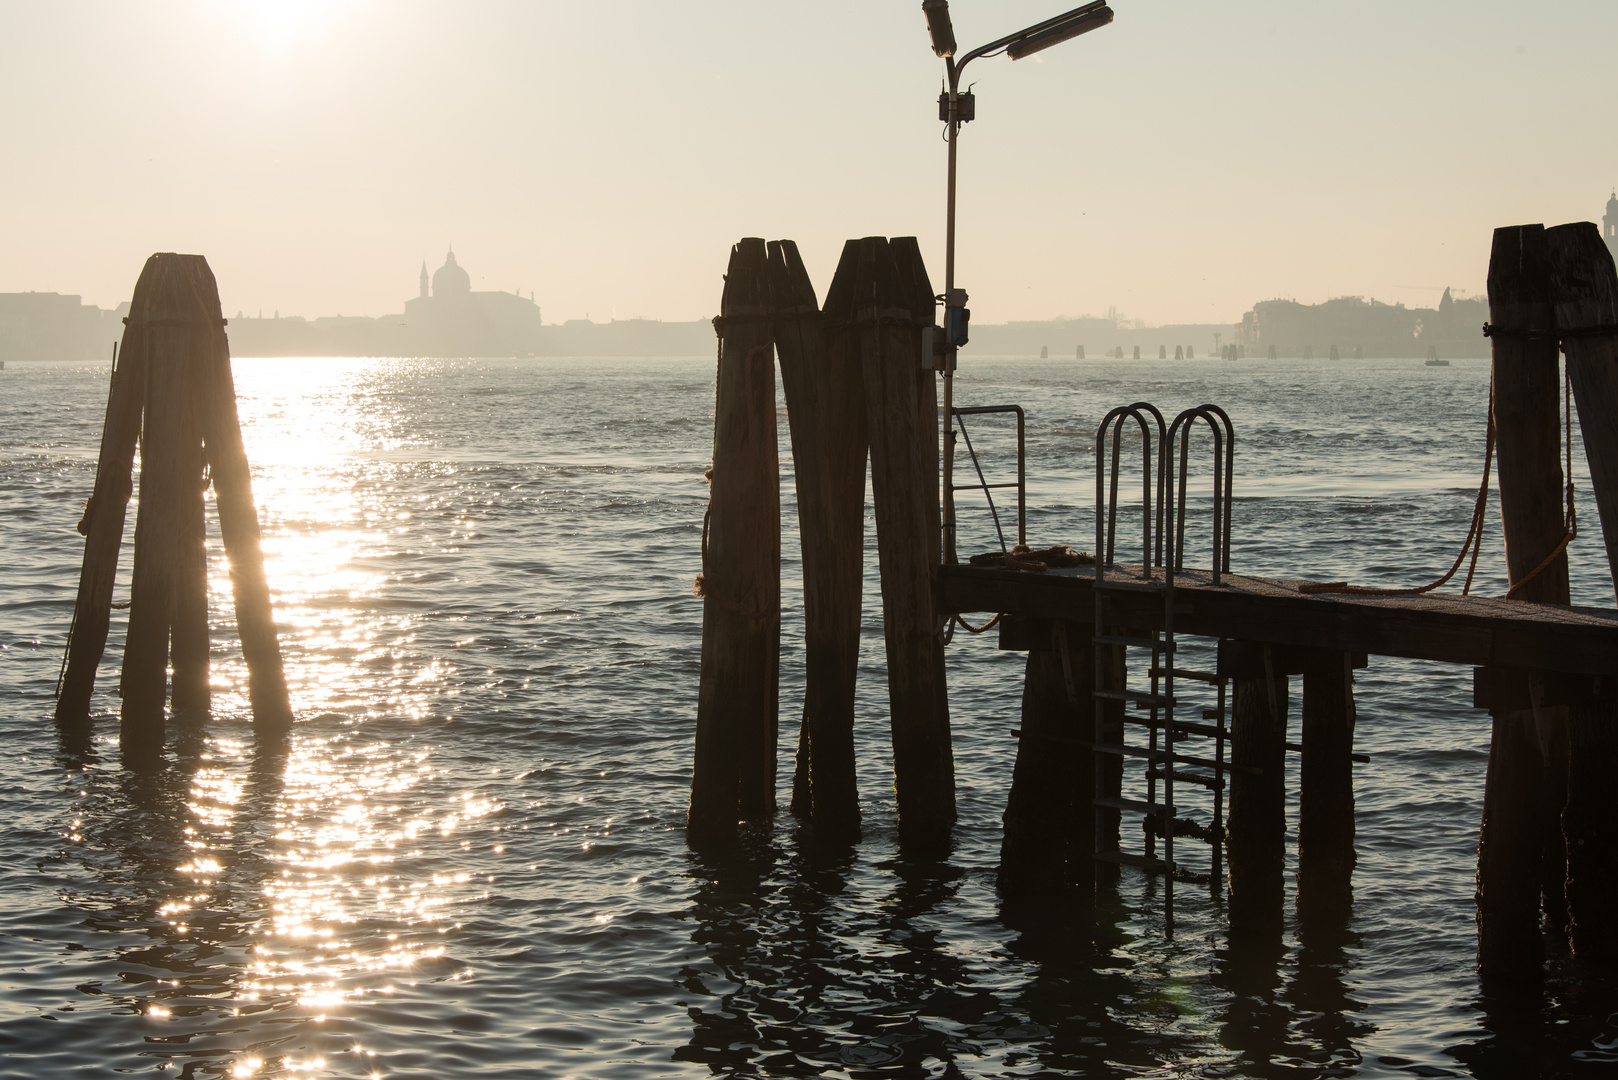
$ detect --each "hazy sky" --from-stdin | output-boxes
[3,1,1615,325]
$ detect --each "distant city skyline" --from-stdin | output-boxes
[2,1,1614,325]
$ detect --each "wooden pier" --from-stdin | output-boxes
[688,222,1618,983]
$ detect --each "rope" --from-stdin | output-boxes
[951,612,1001,635]
[1300,373,1497,596]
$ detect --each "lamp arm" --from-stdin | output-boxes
[954,0,1107,76]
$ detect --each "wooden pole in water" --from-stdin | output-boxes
[194,257,293,732]
[1544,221,1618,965]
[769,238,866,844]
[689,238,780,841]
[1000,623,1094,909]
[55,274,152,724]
[1297,653,1356,928]
[856,236,955,854]
[1226,659,1289,943]
[1475,224,1564,981]
[56,253,292,740]
[120,257,203,750]
[168,346,211,716]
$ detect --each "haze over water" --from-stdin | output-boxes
[3,354,1616,1078]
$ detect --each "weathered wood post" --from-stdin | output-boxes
[1544,221,1618,966]
[1226,653,1289,943]
[1297,653,1357,928]
[999,622,1094,907]
[55,280,151,725]
[689,238,780,841]
[1476,224,1567,981]
[856,236,955,854]
[55,253,293,749]
[769,238,866,844]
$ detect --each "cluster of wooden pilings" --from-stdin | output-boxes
[1476,222,1618,981]
[55,253,291,756]
[689,236,952,852]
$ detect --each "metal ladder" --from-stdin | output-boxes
[1091,402,1235,922]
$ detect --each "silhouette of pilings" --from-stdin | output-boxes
[689,237,952,854]
[55,253,292,756]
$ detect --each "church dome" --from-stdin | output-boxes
[432,248,471,297]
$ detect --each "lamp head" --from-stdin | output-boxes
[1006,3,1113,60]
[922,0,957,58]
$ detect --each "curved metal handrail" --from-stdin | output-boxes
[1165,404,1235,585]
[1095,404,1157,581]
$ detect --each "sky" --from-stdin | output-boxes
[2,0,1615,326]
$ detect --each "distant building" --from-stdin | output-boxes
[0,292,122,362]
[1605,191,1618,266]
[402,247,544,356]
[1234,290,1488,360]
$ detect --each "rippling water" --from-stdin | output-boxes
[2,354,1616,1079]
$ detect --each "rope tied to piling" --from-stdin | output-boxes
[1300,365,1578,599]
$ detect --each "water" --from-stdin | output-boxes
[2,354,1616,1079]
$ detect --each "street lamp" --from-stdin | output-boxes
[923,0,1114,563]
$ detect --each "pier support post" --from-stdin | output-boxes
[1226,659,1289,944]
[769,239,866,844]
[1545,221,1618,965]
[856,236,955,855]
[1474,223,1571,980]
[1298,654,1356,929]
[1000,622,1094,907]
[690,238,780,841]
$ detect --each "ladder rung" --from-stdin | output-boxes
[1131,717,1226,739]
[1093,742,1256,774]
[1095,634,1175,652]
[1147,816,1218,843]
[1095,795,1171,816]
[1092,742,1168,762]
[1148,767,1225,791]
[1094,689,1174,707]
[1094,850,1171,871]
[1149,666,1218,682]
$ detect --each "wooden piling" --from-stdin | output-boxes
[999,623,1094,906]
[1544,221,1618,965]
[689,238,780,841]
[169,363,210,715]
[56,253,292,740]
[769,238,866,844]
[194,258,293,732]
[1297,654,1356,927]
[1226,663,1289,943]
[121,258,202,749]
[55,276,151,724]
[855,236,955,854]
[1475,224,1566,981]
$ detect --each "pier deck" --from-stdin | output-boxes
[941,563,1618,678]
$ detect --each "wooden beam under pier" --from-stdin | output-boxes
[940,564,1618,678]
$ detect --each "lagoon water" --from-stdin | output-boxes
[2,354,1616,1079]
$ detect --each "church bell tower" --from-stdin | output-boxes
[1605,191,1618,264]
[420,261,429,300]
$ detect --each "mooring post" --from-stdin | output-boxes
[1297,653,1357,928]
[194,258,294,732]
[689,238,780,841]
[999,622,1094,908]
[856,236,955,854]
[1226,657,1289,943]
[169,352,211,716]
[769,238,866,844]
[1474,223,1567,981]
[1544,221,1618,965]
[120,256,204,750]
[54,270,152,725]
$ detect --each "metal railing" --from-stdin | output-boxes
[951,404,1025,556]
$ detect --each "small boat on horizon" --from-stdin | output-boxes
[1425,346,1449,366]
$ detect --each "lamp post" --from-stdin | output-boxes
[922,0,1114,563]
